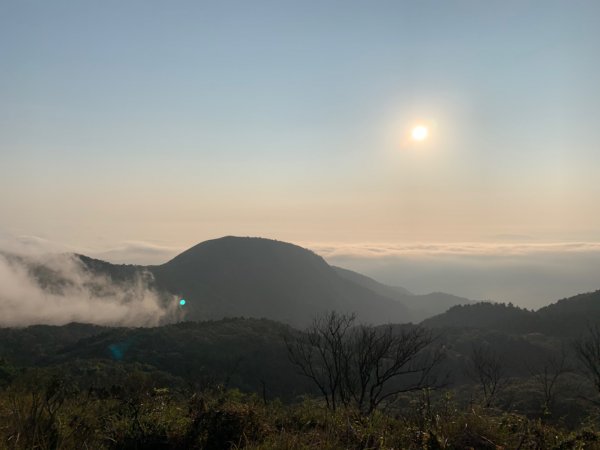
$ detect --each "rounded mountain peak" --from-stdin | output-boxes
[162,236,328,271]
[146,236,412,327]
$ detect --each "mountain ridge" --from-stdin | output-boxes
[76,236,476,326]
[5,236,475,327]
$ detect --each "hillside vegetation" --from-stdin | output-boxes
[2,286,600,448]
[424,290,600,336]
[3,238,600,448]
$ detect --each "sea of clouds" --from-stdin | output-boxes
[310,241,600,309]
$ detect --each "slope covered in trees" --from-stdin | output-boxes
[1,307,600,448]
[422,290,600,337]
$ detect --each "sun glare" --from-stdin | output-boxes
[411,125,429,141]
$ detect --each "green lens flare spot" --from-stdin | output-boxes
[179,299,186,306]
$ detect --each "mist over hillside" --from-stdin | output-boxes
[0,251,180,327]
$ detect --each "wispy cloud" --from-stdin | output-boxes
[91,241,183,265]
[0,231,182,265]
[0,232,79,255]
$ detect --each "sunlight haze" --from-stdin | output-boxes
[1,0,599,306]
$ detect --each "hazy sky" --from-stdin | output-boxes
[1,1,599,254]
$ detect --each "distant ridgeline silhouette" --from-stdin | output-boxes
[422,290,600,337]
[76,236,473,327]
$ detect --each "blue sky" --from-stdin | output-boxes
[1,0,599,250]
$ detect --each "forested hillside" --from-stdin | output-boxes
[424,290,600,337]
[3,280,600,448]
[2,305,600,448]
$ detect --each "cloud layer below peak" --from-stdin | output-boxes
[308,241,600,309]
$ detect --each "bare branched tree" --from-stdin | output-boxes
[528,349,570,417]
[285,311,355,411]
[467,344,505,408]
[286,311,443,414]
[344,323,443,414]
[574,325,600,396]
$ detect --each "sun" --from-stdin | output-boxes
[411,125,429,141]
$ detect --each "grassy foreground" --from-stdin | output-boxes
[1,371,600,450]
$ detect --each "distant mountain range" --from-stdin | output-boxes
[75,236,473,327]
[332,266,472,322]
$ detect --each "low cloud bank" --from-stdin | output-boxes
[0,252,180,328]
[309,241,600,259]
[311,242,600,309]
